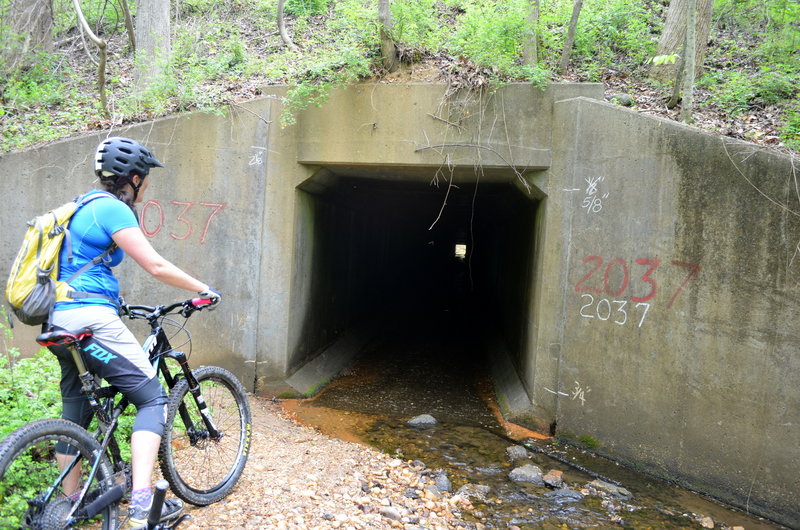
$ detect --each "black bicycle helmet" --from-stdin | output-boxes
[94,136,163,182]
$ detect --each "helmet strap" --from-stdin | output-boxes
[128,174,145,202]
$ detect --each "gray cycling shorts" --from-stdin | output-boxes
[49,306,166,446]
[50,305,157,388]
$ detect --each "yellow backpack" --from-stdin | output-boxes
[5,193,117,326]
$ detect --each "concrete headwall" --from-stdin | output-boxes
[0,83,797,526]
[540,97,800,526]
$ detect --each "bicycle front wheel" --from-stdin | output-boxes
[160,366,252,506]
[0,418,121,529]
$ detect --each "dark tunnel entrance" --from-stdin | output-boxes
[292,167,542,390]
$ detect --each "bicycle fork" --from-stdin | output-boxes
[164,351,224,443]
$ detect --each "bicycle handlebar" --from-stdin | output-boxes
[119,297,214,321]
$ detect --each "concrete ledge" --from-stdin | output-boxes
[285,325,374,396]
[485,336,551,433]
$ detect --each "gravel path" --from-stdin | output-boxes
[179,396,470,529]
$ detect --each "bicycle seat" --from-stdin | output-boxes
[36,327,94,347]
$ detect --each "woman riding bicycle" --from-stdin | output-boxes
[47,136,220,528]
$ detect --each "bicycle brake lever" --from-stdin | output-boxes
[117,296,129,317]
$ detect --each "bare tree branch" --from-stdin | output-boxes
[415,142,531,194]
[119,0,135,51]
[72,0,109,117]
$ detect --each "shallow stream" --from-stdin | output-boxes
[281,312,783,529]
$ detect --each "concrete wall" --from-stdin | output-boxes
[1,83,797,526]
[0,105,272,386]
[540,97,800,526]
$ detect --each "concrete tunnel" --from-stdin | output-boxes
[285,165,541,397]
[3,83,798,525]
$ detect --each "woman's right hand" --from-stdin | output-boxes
[198,286,221,308]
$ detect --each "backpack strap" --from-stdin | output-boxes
[62,191,121,307]
[63,247,120,307]
[64,191,117,264]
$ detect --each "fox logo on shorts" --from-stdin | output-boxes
[85,343,117,364]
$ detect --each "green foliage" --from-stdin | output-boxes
[651,54,679,66]
[3,53,69,108]
[390,0,445,49]
[280,0,376,126]
[119,21,257,117]
[286,0,331,16]
[52,0,127,38]
[445,0,529,75]
[577,433,600,449]
[556,0,658,71]
[703,0,798,141]
[780,106,800,150]
[702,67,798,114]
[0,308,61,440]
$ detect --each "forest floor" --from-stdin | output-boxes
[6,18,797,160]
[374,54,797,157]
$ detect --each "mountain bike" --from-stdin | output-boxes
[0,297,252,529]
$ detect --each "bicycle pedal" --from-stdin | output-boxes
[170,514,192,529]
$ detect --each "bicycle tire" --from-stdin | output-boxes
[160,366,252,506]
[0,418,121,529]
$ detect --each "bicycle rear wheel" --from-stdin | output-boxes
[0,418,121,529]
[160,366,252,506]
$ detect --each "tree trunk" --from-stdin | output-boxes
[522,0,540,66]
[666,43,685,109]
[1,0,53,73]
[559,0,583,75]
[133,0,170,94]
[649,0,712,83]
[120,0,135,52]
[277,0,300,52]
[378,0,398,73]
[680,0,697,123]
[72,0,108,116]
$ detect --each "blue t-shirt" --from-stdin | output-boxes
[54,191,139,311]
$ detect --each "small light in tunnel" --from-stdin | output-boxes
[454,244,467,259]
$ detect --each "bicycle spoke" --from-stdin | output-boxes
[160,366,251,506]
[0,419,120,529]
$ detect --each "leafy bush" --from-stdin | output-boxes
[0,310,61,440]
[286,0,331,17]
[550,0,658,73]
[3,53,70,109]
[390,0,445,49]
[704,68,798,114]
[780,106,800,150]
[280,0,376,126]
[445,0,530,75]
[751,69,797,108]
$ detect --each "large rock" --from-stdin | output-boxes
[587,479,633,500]
[434,470,452,492]
[505,445,529,460]
[455,484,491,503]
[508,464,544,485]
[407,414,437,427]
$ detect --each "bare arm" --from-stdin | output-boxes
[112,226,208,293]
